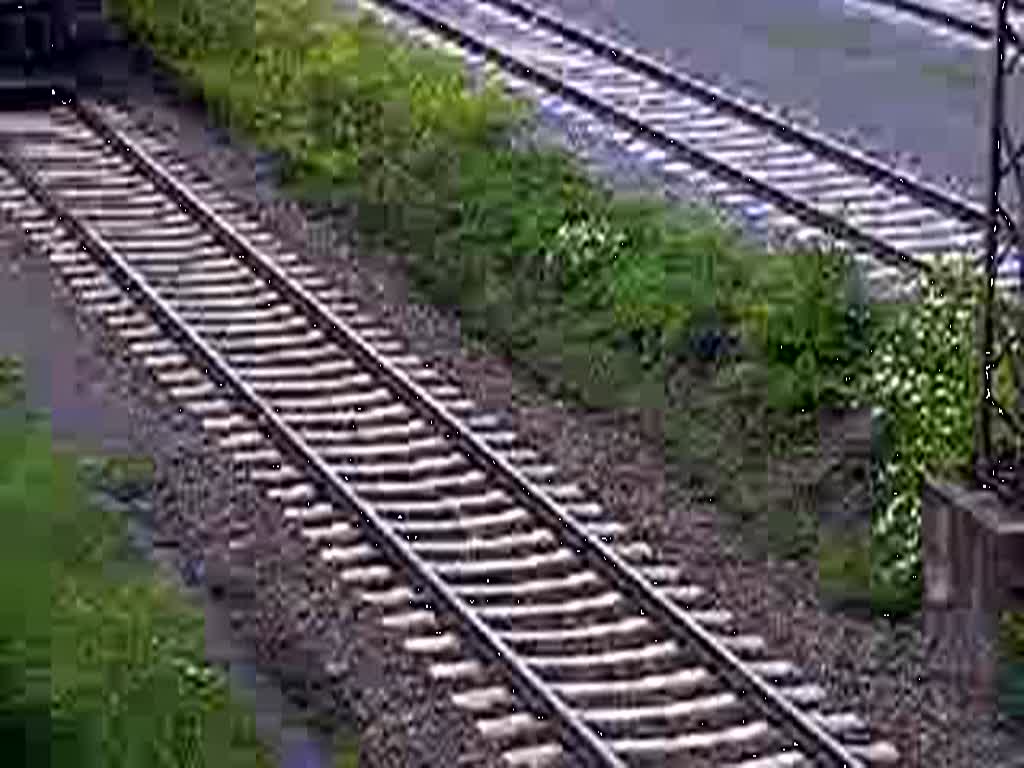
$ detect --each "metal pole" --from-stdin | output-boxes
[977,0,1010,484]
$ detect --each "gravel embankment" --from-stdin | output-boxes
[22,18,1024,767]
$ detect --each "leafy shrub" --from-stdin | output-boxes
[603,200,750,370]
[818,530,871,604]
[542,216,627,290]
[737,247,870,413]
[0,387,273,766]
[0,356,23,409]
[107,0,860,415]
[855,262,982,609]
[990,298,1023,467]
[1003,612,1024,661]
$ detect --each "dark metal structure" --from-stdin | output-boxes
[0,0,79,68]
[977,0,1024,507]
[0,0,106,106]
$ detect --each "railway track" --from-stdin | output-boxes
[0,96,903,766]
[843,0,1023,48]
[354,0,1023,299]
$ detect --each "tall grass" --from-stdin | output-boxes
[0,364,277,767]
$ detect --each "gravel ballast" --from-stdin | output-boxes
[12,16,1024,766]
[1,208,513,767]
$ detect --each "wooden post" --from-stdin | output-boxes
[922,476,1024,694]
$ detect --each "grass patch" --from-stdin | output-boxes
[920,59,979,90]
[751,18,877,57]
[0,364,303,766]
[331,731,361,768]
[78,454,157,502]
[818,530,871,606]
[0,356,24,409]
[999,612,1024,719]
[817,531,921,618]
[1002,612,1024,662]
[103,0,1009,619]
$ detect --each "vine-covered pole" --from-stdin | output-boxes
[977,0,1023,499]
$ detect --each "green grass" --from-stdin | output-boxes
[102,0,1006,619]
[1002,613,1024,661]
[0,360,360,766]
[0,356,24,409]
[920,59,979,90]
[754,18,877,57]
[818,530,871,603]
[817,529,923,618]
[331,731,360,768]
[80,454,157,499]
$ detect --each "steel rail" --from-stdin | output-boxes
[56,94,871,765]
[370,0,930,277]
[0,119,625,768]
[861,0,997,40]
[470,0,993,227]
[855,0,1022,48]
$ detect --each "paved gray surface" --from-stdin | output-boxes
[533,0,1024,196]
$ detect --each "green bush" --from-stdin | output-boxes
[990,299,1023,464]
[106,0,862,414]
[0,357,24,409]
[853,262,982,611]
[737,246,870,413]
[1002,612,1024,661]
[1000,611,1024,719]
[818,530,871,603]
[0,382,274,766]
